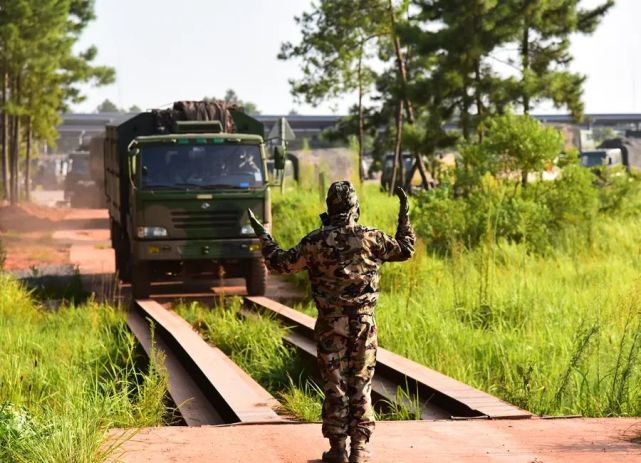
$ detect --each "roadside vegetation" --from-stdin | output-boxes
[271,128,641,417]
[0,274,168,463]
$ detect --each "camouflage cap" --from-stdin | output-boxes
[326,181,360,223]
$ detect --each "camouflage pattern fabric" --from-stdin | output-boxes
[153,100,238,133]
[258,181,415,318]
[316,314,377,440]
[255,181,414,442]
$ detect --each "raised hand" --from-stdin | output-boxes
[395,186,409,217]
[247,208,267,237]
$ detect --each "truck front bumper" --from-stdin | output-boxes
[133,238,262,261]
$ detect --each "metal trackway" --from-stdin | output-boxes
[244,296,533,421]
[129,299,285,426]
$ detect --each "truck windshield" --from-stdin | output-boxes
[140,143,264,189]
[70,156,89,175]
[581,152,605,167]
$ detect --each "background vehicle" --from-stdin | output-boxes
[580,148,623,168]
[597,137,641,171]
[64,151,98,207]
[380,153,415,190]
[105,100,284,297]
[380,153,436,191]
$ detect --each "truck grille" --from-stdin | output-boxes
[171,210,240,230]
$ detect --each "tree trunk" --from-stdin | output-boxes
[10,74,21,204]
[25,116,31,201]
[521,170,528,188]
[357,50,365,182]
[461,100,471,142]
[388,0,414,124]
[521,23,530,114]
[388,0,431,191]
[1,73,8,201]
[389,100,404,195]
[474,59,484,142]
[10,114,19,204]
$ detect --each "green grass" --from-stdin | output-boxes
[0,274,169,462]
[175,298,323,421]
[271,182,641,417]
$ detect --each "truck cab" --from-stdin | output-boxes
[580,148,623,168]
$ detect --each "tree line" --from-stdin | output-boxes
[279,0,614,189]
[0,0,114,203]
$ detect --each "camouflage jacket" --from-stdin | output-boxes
[258,213,415,318]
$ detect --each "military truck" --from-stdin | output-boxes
[105,101,284,298]
[597,137,641,171]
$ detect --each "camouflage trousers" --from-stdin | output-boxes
[315,314,377,442]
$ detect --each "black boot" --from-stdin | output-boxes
[322,437,348,463]
[349,439,372,463]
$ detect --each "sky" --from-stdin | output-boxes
[72,0,641,116]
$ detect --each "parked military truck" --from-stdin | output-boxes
[597,137,641,171]
[64,150,95,207]
[105,101,283,297]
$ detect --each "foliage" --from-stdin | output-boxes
[471,113,563,187]
[278,0,387,107]
[0,274,168,462]
[415,162,619,254]
[96,98,119,113]
[405,113,610,253]
[0,0,115,202]
[284,0,613,179]
[511,0,614,117]
[279,0,393,180]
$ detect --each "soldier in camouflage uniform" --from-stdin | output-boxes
[248,181,415,463]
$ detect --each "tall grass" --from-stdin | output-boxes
[271,182,641,417]
[0,274,168,462]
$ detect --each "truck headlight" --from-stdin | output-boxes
[137,226,168,238]
[240,222,270,235]
[240,224,254,235]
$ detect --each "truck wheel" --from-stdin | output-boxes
[115,242,132,283]
[131,261,151,299]
[246,258,267,296]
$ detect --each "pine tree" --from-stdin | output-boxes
[279,0,389,181]
[513,0,613,119]
[0,0,114,202]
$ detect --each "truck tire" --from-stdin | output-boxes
[245,258,267,296]
[131,261,151,299]
[114,224,132,283]
[117,246,132,283]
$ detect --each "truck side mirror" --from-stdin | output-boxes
[128,145,140,189]
[273,146,286,170]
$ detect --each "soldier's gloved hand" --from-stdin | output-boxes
[247,208,267,237]
[395,186,409,218]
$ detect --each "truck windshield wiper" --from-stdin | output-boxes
[200,184,250,189]
[144,184,180,189]
[173,182,209,188]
